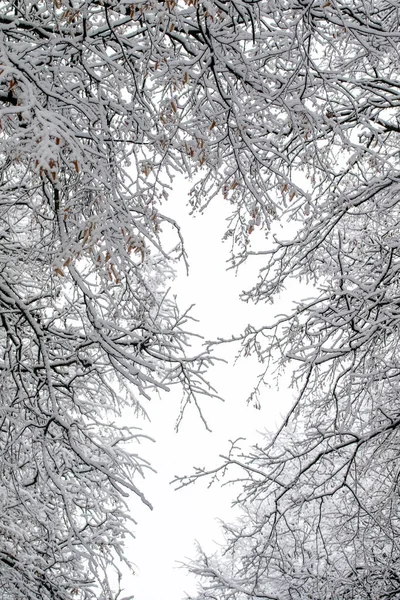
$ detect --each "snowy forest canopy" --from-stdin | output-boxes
[1,1,400,599]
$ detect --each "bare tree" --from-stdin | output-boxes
[3,0,400,597]
[0,1,230,597]
[175,1,400,599]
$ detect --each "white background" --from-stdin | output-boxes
[126,181,297,600]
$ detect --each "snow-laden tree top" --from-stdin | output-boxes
[1,1,400,599]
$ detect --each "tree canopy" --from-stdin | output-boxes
[180,1,400,599]
[1,0,400,598]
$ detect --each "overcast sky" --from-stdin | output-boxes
[124,180,298,600]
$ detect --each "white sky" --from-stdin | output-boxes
[123,179,300,600]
